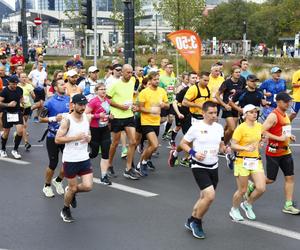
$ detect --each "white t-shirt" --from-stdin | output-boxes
[79,78,97,101]
[184,120,224,169]
[28,69,47,89]
[105,75,120,90]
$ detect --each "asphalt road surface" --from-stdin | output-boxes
[1,118,300,250]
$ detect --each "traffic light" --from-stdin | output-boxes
[81,0,92,30]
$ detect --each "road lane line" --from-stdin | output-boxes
[290,144,300,147]
[235,220,300,241]
[0,158,30,165]
[292,128,300,130]
[6,144,44,148]
[93,178,159,197]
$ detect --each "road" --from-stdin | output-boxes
[0,118,300,250]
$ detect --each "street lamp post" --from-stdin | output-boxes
[21,0,28,62]
[243,20,247,57]
[123,0,135,68]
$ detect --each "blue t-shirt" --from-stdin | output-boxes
[44,94,70,138]
[259,78,286,107]
[240,70,252,80]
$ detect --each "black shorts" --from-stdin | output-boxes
[46,137,64,170]
[222,110,239,118]
[160,106,175,117]
[110,116,135,133]
[175,114,191,135]
[266,154,294,181]
[2,111,23,128]
[63,159,93,179]
[89,126,111,159]
[135,116,142,134]
[141,125,160,137]
[192,167,219,190]
[34,88,46,102]
[21,107,31,116]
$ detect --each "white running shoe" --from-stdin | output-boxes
[42,186,55,198]
[52,178,64,195]
[0,150,8,158]
[11,150,21,159]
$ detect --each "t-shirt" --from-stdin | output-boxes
[106,78,135,119]
[10,55,25,72]
[18,83,34,108]
[184,120,224,169]
[240,70,252,80]
[0,78,3,92]
[0,62,10,75]
[105,75,119,89]
[79,78,97,101]
[259,78,286,108]
[184,84,211,115]
[159,75,177,103]
[139,87,168,126]
[176,86,190,115]
[87,96,111,128]
[232,122,262,158]
[0,86,23,113]
[292,70,300,102]
[208,75,225,98]
[28,69,47,89]
[231,89,264,108]
[218,78,246,104]
[1,76,9,87]
[159,68,175,78]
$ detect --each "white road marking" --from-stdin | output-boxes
[93,178,159,197]
[235,220,300,241]
[292,128,300,130]
[6,144,44,148]
[0,158,30,165]
[290,144,300,147]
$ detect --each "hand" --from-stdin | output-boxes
[178,113,184,119]
[224,104,231,111]
[120,104,130,111]
[56,114,63,122]
[7,101,17,107]
[224,146,231,154]
[265,92,272,97]
[76,132,87,141]
[290,134,296,142]
[244,144,256,152]
[195,152,206,161]
[132,105,139,112]
[278,134,288,142]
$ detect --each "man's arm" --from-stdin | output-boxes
[55,118,84,144]
[262,113,286,142]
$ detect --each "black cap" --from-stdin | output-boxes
[247,74,259,81]
[72,94,88,104]
[112,63,122,70]
[8,75,19,83]
[275,92,293,102]
[0,54,7,59]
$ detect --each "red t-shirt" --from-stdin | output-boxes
[87,96,111,128]
[10,55,25,72]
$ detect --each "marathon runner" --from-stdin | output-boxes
[289,68,300,122]
[79,66,99,101]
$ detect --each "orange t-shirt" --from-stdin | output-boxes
[0,78,3,92]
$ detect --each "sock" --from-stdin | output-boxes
[1,136,7,150]
[45,183,51,187]
[142,160,148,165]
[164,122,172,134]
[285,200,293,207]
[56,176,62,182]
[14,135,22,151]
[101,172,107,178]
[191,216,202,224]
[171,130,178,141]
[63,205,69,210]
[173,150,178,157]
[248,182,255,192]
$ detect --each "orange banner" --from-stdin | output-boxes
[167,30,202,73]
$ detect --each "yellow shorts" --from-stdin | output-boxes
[234,158,264,177]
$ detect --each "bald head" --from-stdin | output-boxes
[122,64,133,82]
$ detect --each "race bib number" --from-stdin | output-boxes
[7,113,19,122]
[282,125,291,137]
[167,85,174,93]
[23,96,30,104]
[243,158,258,171]
[73,141,87,151]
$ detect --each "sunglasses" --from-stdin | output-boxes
[115,68,122,72]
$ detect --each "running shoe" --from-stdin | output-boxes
[184,217,193,231]
[100,175,112,185]
[135,163,144,177]
[141,162,148,176]
[162,132,170,140]
[107,166,117,178]
[11,150,21,159]
[152,151,160,158]
[169,140,176,149]
[168,150,178,167]
[225,153,235,170]
[137,144,144,154]
[123,168,139,180]
[0,150,7,158]
[24,142,31,151]
[52,178,64,195]
[147,160,156,171]
[43,185,55,198]
[240,201,256,220]
[243,180,255,200]
[121,147,128,158]
[190,221,205,239]
[60,207,75,223]
[179,158,190,168]
[229,207,244,221]
[282,204,300,215]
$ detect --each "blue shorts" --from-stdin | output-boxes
[291,102,300,114]
[63,159,93,179]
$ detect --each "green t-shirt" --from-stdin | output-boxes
[18,83,34,108]
[159,75,176,103]
[106,78,135,119]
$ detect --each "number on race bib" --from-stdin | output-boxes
[7,113,19,123]
[243,158,258,171]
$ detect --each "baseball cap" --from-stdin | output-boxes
[88,66,99,73]
[112,64,122,70]
[271,66,281,74]
[247,74,259,81]
[275,92,293,102]
[67,69,78,77]
[243,104,259,115]
[8,75,19,83]
[72,94,88,105]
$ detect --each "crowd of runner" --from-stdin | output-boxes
[0,44,300,239]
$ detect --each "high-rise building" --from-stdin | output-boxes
[15,0,34,11]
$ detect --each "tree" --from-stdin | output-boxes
[156,0,206,31]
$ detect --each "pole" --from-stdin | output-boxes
[123,0,135,67]
[93,0,97,66]
[243,20,247,57]
[155,13,158,54]
[21,0,28,62]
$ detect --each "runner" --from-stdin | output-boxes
[106,64,139,180]
[136,71,169,176]
[143,57,156,76]
[240,59,252,80]
[229,104,266,221]
[85,82,112,185]
[0,75,24,159]
[39,79,70,197]
[79,66,99,101]
[180,101,229,239]
[289,68,300,122]
[55,94,93,223]
[262,92,300,215]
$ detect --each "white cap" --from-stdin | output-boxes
[67,69,78,77]
[243,104,259,115]
[88,66,99,73]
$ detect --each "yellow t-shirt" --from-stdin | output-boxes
[292,70,300,102]
[208,75,225,98]
[18,83,34,108]
[232,122,262,158]
[184,85,211,115]
[139,87,168,126]
[159,68,175,78]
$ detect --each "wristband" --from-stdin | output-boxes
[93,113,100,119]
[48,116,57,122]
[189,149,197,157]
